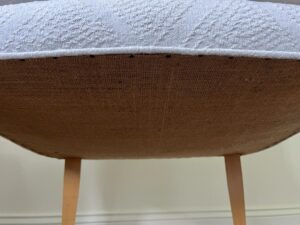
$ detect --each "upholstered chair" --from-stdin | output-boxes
[0,0,300,225]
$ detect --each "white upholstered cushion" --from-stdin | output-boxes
[0,0,300,59]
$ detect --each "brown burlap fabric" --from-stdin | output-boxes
[0,54,299,159]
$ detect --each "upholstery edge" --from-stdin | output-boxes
[1,47,300,60]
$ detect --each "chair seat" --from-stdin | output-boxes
[0,0,300,59]
[0,0,300,159]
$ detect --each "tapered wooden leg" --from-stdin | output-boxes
[62,158,81,225]
[225,155,246,225]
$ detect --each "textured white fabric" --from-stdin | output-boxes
[0,0,300,59]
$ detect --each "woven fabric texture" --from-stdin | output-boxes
[0,0,300,59]
[0,55,300,159]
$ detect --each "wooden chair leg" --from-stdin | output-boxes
[225,155,246,225]
[62,158,82,225]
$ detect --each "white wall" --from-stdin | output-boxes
[0,133,300,223]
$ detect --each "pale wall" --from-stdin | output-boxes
[0,134,300,216]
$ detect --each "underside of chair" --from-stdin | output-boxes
[0,54,300,159]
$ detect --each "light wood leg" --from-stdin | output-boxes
[62,158,81,225]
[225,155,246,225]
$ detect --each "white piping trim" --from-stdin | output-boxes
[1,47,300,60]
